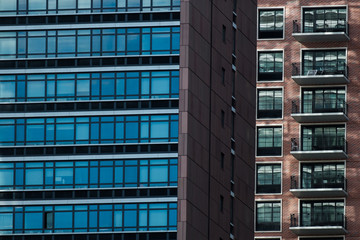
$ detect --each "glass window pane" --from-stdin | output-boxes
[55,168,73,184]
[74,212,87,228]
[0,0,16,11]
[151,122,169,138]
[149,210,167,226]
[152,34,170,50]
[25,169,43,185]
[28,38,46,54]
[25,213,43,229]
[75,168,88,184]
[150,166,167,182]
[27,81,45,97]
[0,82,15,98]
[55,212,72,228]
[58,37,75,53]
[0,213,12,229]
[0,38,16,55]
[0,169,13,186]
[58,0,76,9]
[28,0,46,10]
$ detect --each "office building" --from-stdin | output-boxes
[0,1,256,240]
[255,1,356,240]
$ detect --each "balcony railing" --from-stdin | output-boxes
[293,20,349,34]
[292,99,348,115]
[290,213,346,228]
[292,20,349,42]
[291,137,347,152]
[292,63,348,78]
[291,175,347,191]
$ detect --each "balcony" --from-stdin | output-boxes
[291,100,348,123]
[290,137,348,160]
[291,63,349,85]
[290,213,347,235]
[290,176,347,198]
[292,20,349,42]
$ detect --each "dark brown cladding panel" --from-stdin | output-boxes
[178,0,256,239]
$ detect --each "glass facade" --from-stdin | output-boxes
[0,158,178,189]
[0,203,177,234]
[0,27,180,59]
[0,115,178,145]
[0,0,180,237]
[0,71,179,102]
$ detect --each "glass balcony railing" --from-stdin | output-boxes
[292,62,348,77]
[291,213,346,228]
[293,19,348,34]
[291,175,347,190]
[291,137,347,152]
[292,99,348,114]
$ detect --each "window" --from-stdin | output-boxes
[221,67,225,85]
[0,159,178,190]
[256,201,281,231]
[221,110,225,128]
[301,162,344,189]
[256,164,281,193]
[302,87,346,113]
[257,89,282,118]
[300,200,344,227]
[258,51,283,81]
[257,126,282,156]
[0,27,180,59]
[220,195,224,212]
[258,9,284,39]
[220,152,225,169]
[0,203,177,233]
[0,71,179,102]
[302,50,346,75]
[222,25,226,43]
[303,7,346,33]
[301,125,345,151]
[0,115,178,146]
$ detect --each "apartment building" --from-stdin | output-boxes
[255,1,358,240]
[0,1,256,240]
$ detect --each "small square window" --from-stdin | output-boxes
[258,51,283,81]
[257,89,282,119]
[256,164,281,193]
[256,201,281,231]
[257,126,282,156]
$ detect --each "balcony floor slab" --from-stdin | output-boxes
[292,32,350,42]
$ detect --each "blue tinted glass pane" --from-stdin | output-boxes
[78,36,90,52]
[117,35,125,52]
[0,82,15,98]
[124,166,137,183]
[151,122,168,138]
[27,81,45,97]
[100,123,114,140]
[101,79,114,95]
[56,124,74,141]
[28,38,46,54]
[28,0,46,10]
[0,169,13,186]
[124,211,136,227]
[0,38,16,55]
[77,80,90,96]
[55,168,73,184]
[114,167,123,184]
[55,212,72,228]
[0,213,13,229]
[103,0,116,7]
[100,167,113,184]
[102,35,115,52]
[76,124,89,140]
[78,0,91,8]
[58,0,76,9]
[99,211,112,227]
[15,213,23,230]
[26,125,44,141]
[150,166,167,182]
[25,169,43,185]
[75,168,88,184]
[169,209,176,226]
[25,213,42,229]
[139,210,147,226]
[125,122,138,139]
[89,211,97,228]
[0,126,14,142]
[57,80,75,96]
[127,35,140,51]
[74,212,87,228]
[172,33,180,50]
[153,0,170,6]
[152,34,170,50]
[171,77,179,94]
[58,37,75,53]
[151,78,169,94]
[126,79,139,95]
[170,121,178,137]
[90,168,98,184]
[128,0,140,7]
[0,0,16,11]
[149,210,167,226]
[169,166,177,182]
[114,211,122,227]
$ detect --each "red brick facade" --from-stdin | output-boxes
[256,1,360,240]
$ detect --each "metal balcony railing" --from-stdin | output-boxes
[291,99,348,115]
[290,175,347,191]
[291,137,347,153]
[293,19,349,34]
[292,62,348,77]
[290,213,347,228]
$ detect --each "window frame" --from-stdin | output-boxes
[257,7,285,40]
[255,162,282,195]
[257,49,284,82]
[256,125,283,158]
[255,200,282,232]
[301,5,348,33]
[256,87,283,120]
